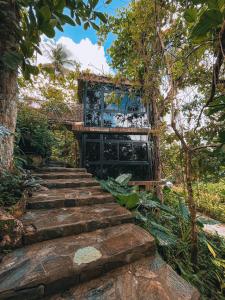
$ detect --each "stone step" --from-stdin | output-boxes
[27,189,115,209]
[46,161,69,167]
[0,224,155,300]
[49,256,200,300]
[33,172,92,180]
[42,178,99,189]
[22,203,133,245]
[36,167,87,173]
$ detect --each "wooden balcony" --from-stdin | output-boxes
[72,123,153,135]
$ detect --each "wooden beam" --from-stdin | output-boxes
[72,125,159,135]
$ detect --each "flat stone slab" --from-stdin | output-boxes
[49,255,199,300]
[22,203,133,244]
[27,188,114,209]
[0,224,155,300]
[33,172,92,180]
[43,178,100,189]
[37,167,87,173]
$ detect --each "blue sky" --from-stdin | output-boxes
[38,1,130,74]
[55,0,130,61]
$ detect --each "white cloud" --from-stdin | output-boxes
[36,36,111,74]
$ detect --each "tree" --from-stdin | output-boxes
[99,0,170,202]
[99,0,225,263]
[0,0,111,172]
[44,42,79,75]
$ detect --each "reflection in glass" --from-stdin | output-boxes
[104,142,118,160]
[86,87,101,110]
[133,143,148,161]
[86,142,100,161]
[119,143,133,161]
[85,111,101,127]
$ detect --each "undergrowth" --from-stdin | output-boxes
[173,181,225,223]
[100,175,225,300]
[0,170,41,207]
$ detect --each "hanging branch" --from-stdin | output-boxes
[194,21,225,131]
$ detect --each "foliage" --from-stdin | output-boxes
[51,126,80,167]
[0,170,41,207]
[102,174,225,298]
[99,174,139,209]
[173,182,225,223]
[139,189,225,300]
[16,104,55,158]
[0,0,111,78]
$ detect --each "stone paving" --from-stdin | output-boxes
[0,166,200,300]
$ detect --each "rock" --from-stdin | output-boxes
[0,208,23,251]
[38,185,49,191]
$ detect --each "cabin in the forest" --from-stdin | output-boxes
[72,74,155,181]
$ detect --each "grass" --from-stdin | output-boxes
[173,180,225,223]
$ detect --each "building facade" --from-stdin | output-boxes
[73,75,155,181]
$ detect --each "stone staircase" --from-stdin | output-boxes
[0,166,199,300]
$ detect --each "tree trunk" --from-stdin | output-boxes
[184,149,198,265]
[151,91,163,203]
[0,1,19,172]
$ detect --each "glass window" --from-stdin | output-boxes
[86,84,102,110]
[133,143,148,161]
[85,111,101,127]
[86,142,100,161]
[104,142,118,160]
[119,143,133,161]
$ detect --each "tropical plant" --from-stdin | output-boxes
[0,170,41,207]
[16,104,55,158]
[99,174,139,209]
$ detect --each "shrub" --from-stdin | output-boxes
[0,170,41,207]
[100,175,225,299]
[16,104,55,158]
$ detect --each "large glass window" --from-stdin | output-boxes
[83,82,150,128]
[82,134,154,180]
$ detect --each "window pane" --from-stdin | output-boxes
[104,142,118,160]
[119,143,133,161]
[133,143,148,161]
[85,111,101,127]
[103,113,126,128]
[86,142,100,161]
[86,86,101,110]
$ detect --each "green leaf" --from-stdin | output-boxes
[178,200,190,221]
[1,51,23,70]
[184,8,197,23]
[149,221,177,246]
[191,9,223,40]
[218,131,225,143]
[41,23,55,38]
[75,15,81,25]
[39,5,51,20]
[105,0,112,4]
[206,242,216,258]
[116,192,139,209]
[89,0,98,8]
[115,173,132,186]
[95,12,107,23]
[84,22,90,30]
[59,14,75,26]
[90,21,99,30]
